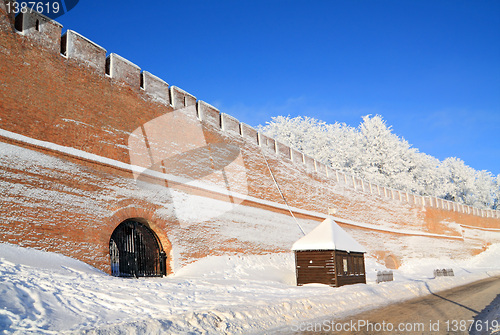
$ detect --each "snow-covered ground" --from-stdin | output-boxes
[1,243,500,334]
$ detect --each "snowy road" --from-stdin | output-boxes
[284,275,500,335]
[2,243,500,334]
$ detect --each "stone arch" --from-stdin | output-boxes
[110,218,166,277]
[105,202,173,275]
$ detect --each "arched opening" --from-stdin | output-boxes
[109,218,166,277]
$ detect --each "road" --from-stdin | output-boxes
[274,276,500,335]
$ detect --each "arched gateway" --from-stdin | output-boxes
[109,219,167,277]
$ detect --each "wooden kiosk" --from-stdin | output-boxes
[292,217,367,287]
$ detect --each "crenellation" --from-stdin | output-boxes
[391,189,397,200]
[361,179,368,193]
[106,53,141,88]
[315,161,327,176]
[354,177,363,191]
[221,113,241,135]
[1,2,499,283]
[171,86,196,110]
[240,123,259,146]
[15,10,62,54]
[61,30,106,73]
[338,172,346,185]
[386,188,392,199]
[197,100,220,127]
[0,3,488,222]
[291,148,304,165]
[345,174,353,189]
[266,137,276,153]
[325,167,333,179]
[141,71,169,104]
[407,193,414,205]
[276,141,291,160]
[303,155,315,171]
[258,133,276,153]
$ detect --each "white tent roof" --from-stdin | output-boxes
[292,217,366,253]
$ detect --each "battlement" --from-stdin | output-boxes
[221,113,241,135]
[61,30,106,73]
[105,53,141,88]
[171,86,196,109]
[15,10,62,54]
[197,100,220,127]
[3,4,499,220]
[141,71,170,104]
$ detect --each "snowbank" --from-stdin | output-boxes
[1,243,499,334]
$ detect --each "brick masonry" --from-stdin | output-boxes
[0,4,499,275]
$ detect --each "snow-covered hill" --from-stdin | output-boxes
[1,243,500,334]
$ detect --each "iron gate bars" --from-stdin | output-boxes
[109,220,166,277]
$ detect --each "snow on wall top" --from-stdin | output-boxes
[292,217,367,253]
[7,8,499,220]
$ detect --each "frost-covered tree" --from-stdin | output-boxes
[353,115,418,191]
[493,175,500,210]
[440,157,477,204]
[259,114,499,210]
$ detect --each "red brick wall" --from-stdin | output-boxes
[1,5,499,274]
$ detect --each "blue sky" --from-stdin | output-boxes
[56,0,500,175]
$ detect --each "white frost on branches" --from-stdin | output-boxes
[259,115,499,210]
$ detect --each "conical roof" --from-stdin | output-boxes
[292,217,366,252]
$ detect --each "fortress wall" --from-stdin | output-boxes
[221,112,241,135]
[106,53,141,88]
[240,123,259,145]
[291,148,304,165]
[171,86,196,109]
[0,6,499,273]
[141,71,170,104]
[276,141,291,160]
[61,30,107,73]
[15,10,62,54]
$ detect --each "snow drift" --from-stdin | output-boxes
[1,242,500,334]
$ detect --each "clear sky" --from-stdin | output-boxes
[55,0,500,176]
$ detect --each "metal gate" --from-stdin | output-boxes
[109,220,166,277]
